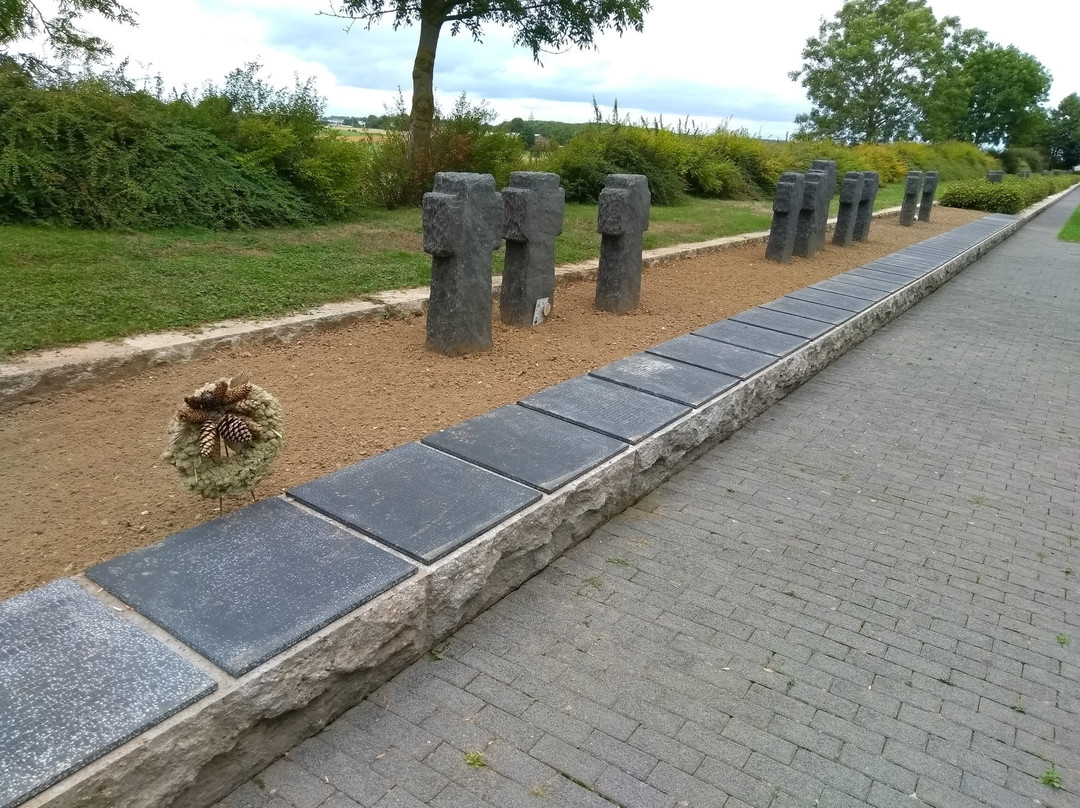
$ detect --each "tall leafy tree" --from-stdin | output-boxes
[0,0,135,75]
[331,0,650,177]
[1048,92,1080,169]
[948,45,1051,147]
[789,0,962,143]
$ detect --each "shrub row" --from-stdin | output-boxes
[939,174,1078,214]
[536,121,1000,205]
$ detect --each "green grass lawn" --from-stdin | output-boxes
[0,185,906,358]
[1059,204,1080,242]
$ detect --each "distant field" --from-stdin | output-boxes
[328,125,388,142]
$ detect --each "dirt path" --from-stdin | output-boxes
[0,208,983,598]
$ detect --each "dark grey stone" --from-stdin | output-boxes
[860,259,931,279]
[730,307,834,339]
[423,405,626,493]
[793,171,829,258]
[853,171,880,242]
[987,170,1004,183]
[423,173,504,356]
[762,296,854,325]
[899,171,924,227]
[647,334,776,379]
[0,580,215,808]
[519,375,689,445]
[918,171,938,222]
[835,270,906,294]
[289,443,539,563]
[765,172,805,263]
[844,267,910,292]
[832,172,865,247]
[87,498,416,677]
[694,319,809,357]
[786,287,867,312]
[810,159,838,252]
[589,353,740,407]
[595,174,650,314]
[500,172,565,327]
[809,278,891,302]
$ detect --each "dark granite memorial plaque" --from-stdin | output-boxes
[87,499,417,677]
[647,334,777,379]
[808,278,891,303]
[520,375,689,444]
[423,405,626,493]
[694,319,809,357]
[833,271,906,294]
[590,353,739,407]
[0,580,216,808]
[289,443,540,564]
[730,307,834,340]
[858,259,930,279]
[786,287,866,312]
[846,267,914,290]
[762,296,855,325]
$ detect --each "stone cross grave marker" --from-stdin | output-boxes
[423,172,504,356]
[832,171,865,247]
[765,172,805,264]
[595,174,651,314]
[899,171,924,227]
[500,172,565,327]
[918,171,939,222]
[794,170,829,259]
[810,159,838,251]
[987,170,1004,183]
[853,171,880,242]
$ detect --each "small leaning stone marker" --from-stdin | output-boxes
[423,172,504,356]
[595,174,651,314]
[918,171,938,222]
[899,171,924,227]
[853,171,880,243]
[794,170,828,259]
[810,159,838,252]
[765,172,805,264]
[500,171,565,327]
[832,171,865,247]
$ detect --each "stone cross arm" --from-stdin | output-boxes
[503,185,565,243]
[422,192,464,257]
[597,176,650,236]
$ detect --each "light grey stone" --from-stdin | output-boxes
[987,170,1004,183]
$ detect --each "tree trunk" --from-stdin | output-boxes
[409,7,443,194]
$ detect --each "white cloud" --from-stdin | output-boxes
[82,0,1078,138]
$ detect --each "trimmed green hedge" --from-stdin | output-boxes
[939,175,1078,214]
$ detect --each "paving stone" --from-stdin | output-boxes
[519,375,689,444]
[289,443,540,563]
[423,405,627,493]
[646,334,776,379]
[693,319,809,357]
[729,307,835,339]
[0,580,215,808]
[761,296,856,325]
[589,352,739,407]
[841,268,909,293]
[808,279,892,303]
[831,272,904,294]
[88,498,417,676]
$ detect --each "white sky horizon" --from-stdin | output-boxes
[61,0,1080,139]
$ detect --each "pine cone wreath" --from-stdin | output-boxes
[163,373,284,499]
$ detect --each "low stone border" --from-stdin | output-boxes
[1,208,919,411]
[6,186,1077,808]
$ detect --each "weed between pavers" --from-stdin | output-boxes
[1056,634,1070,647]
[1040,764,1064,790]
[465,751,486,767]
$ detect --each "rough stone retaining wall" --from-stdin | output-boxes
[1,187,1075,808]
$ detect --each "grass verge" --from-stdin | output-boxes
[0,186,907,358]
[1059,205,1080,242]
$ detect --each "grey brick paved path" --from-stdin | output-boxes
[220,193,1080,808]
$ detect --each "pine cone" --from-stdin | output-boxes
[237,414,263,437]
[210,380,229,405]
[218,413,253,444]
[222,383,252,405]
[199,420,221,459]
[230,398,259,415]
[176,406,213,424]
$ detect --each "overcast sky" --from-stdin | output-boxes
[81,0,1078,139]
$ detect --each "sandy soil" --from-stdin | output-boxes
[0,208,983,598]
